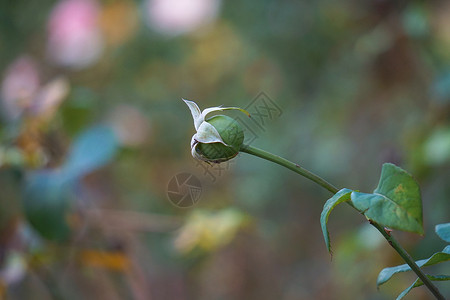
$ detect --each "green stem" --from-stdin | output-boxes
[240,144,445,300]
[372,222,445,300]
[240,144,339,194]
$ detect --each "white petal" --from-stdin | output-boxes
[184,99,250,162]
[190,135,197,148]
[201,106,251,120]
[191,143,203,160]
[201,106,225,120]
[182,99,203,130]
[191,143,213,162]
[195,122,227,145]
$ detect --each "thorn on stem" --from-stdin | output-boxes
[384,227,393,236]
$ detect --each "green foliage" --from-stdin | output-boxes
[63,125,118,179]
[22,126,118,241]
[377,245,450,287]
[397,275,450,300]
[351,163,423,234]
[436,223,450,242]
[23,171,72,241]
[318,163,450,298]
[377,221,450,299]
[320,188,352,253]
[320,163,424,253]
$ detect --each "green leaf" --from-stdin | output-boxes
[436,223,450,242]
[23,170,73,241]
[377,245,450,287]
[320,188,352,253]
[396,275,450,300]
[350,163,423,234]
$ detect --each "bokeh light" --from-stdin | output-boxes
[47,0,103,68]
[0,1,449,299]
[144,0,221,36]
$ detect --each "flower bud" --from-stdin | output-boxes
[183,99,249,163]
[195,115,244,162]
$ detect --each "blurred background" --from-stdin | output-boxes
[0,0,449,299]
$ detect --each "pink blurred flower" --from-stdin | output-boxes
[1,56,69,121]
[1,56,40,119]
[145,0,221,36]
[47,0,103,69]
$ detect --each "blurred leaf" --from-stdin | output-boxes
[22,170,73,241]
[62,125,118,179]
[397,275,450,300]
[61,88,97,135]
[174,208,248,254]
[432,72,450,104]
[377,245,450,287]
[402,4,429,38]
[423,126,450,165]
[0,147,25,167]
[320,188,352,253]
[351,163,423,234]
[0,169,23,231]
[22,126,119,242]
[436,223,450,242]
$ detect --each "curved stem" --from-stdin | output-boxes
[240,144,445,300]
[240,144,339,194]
